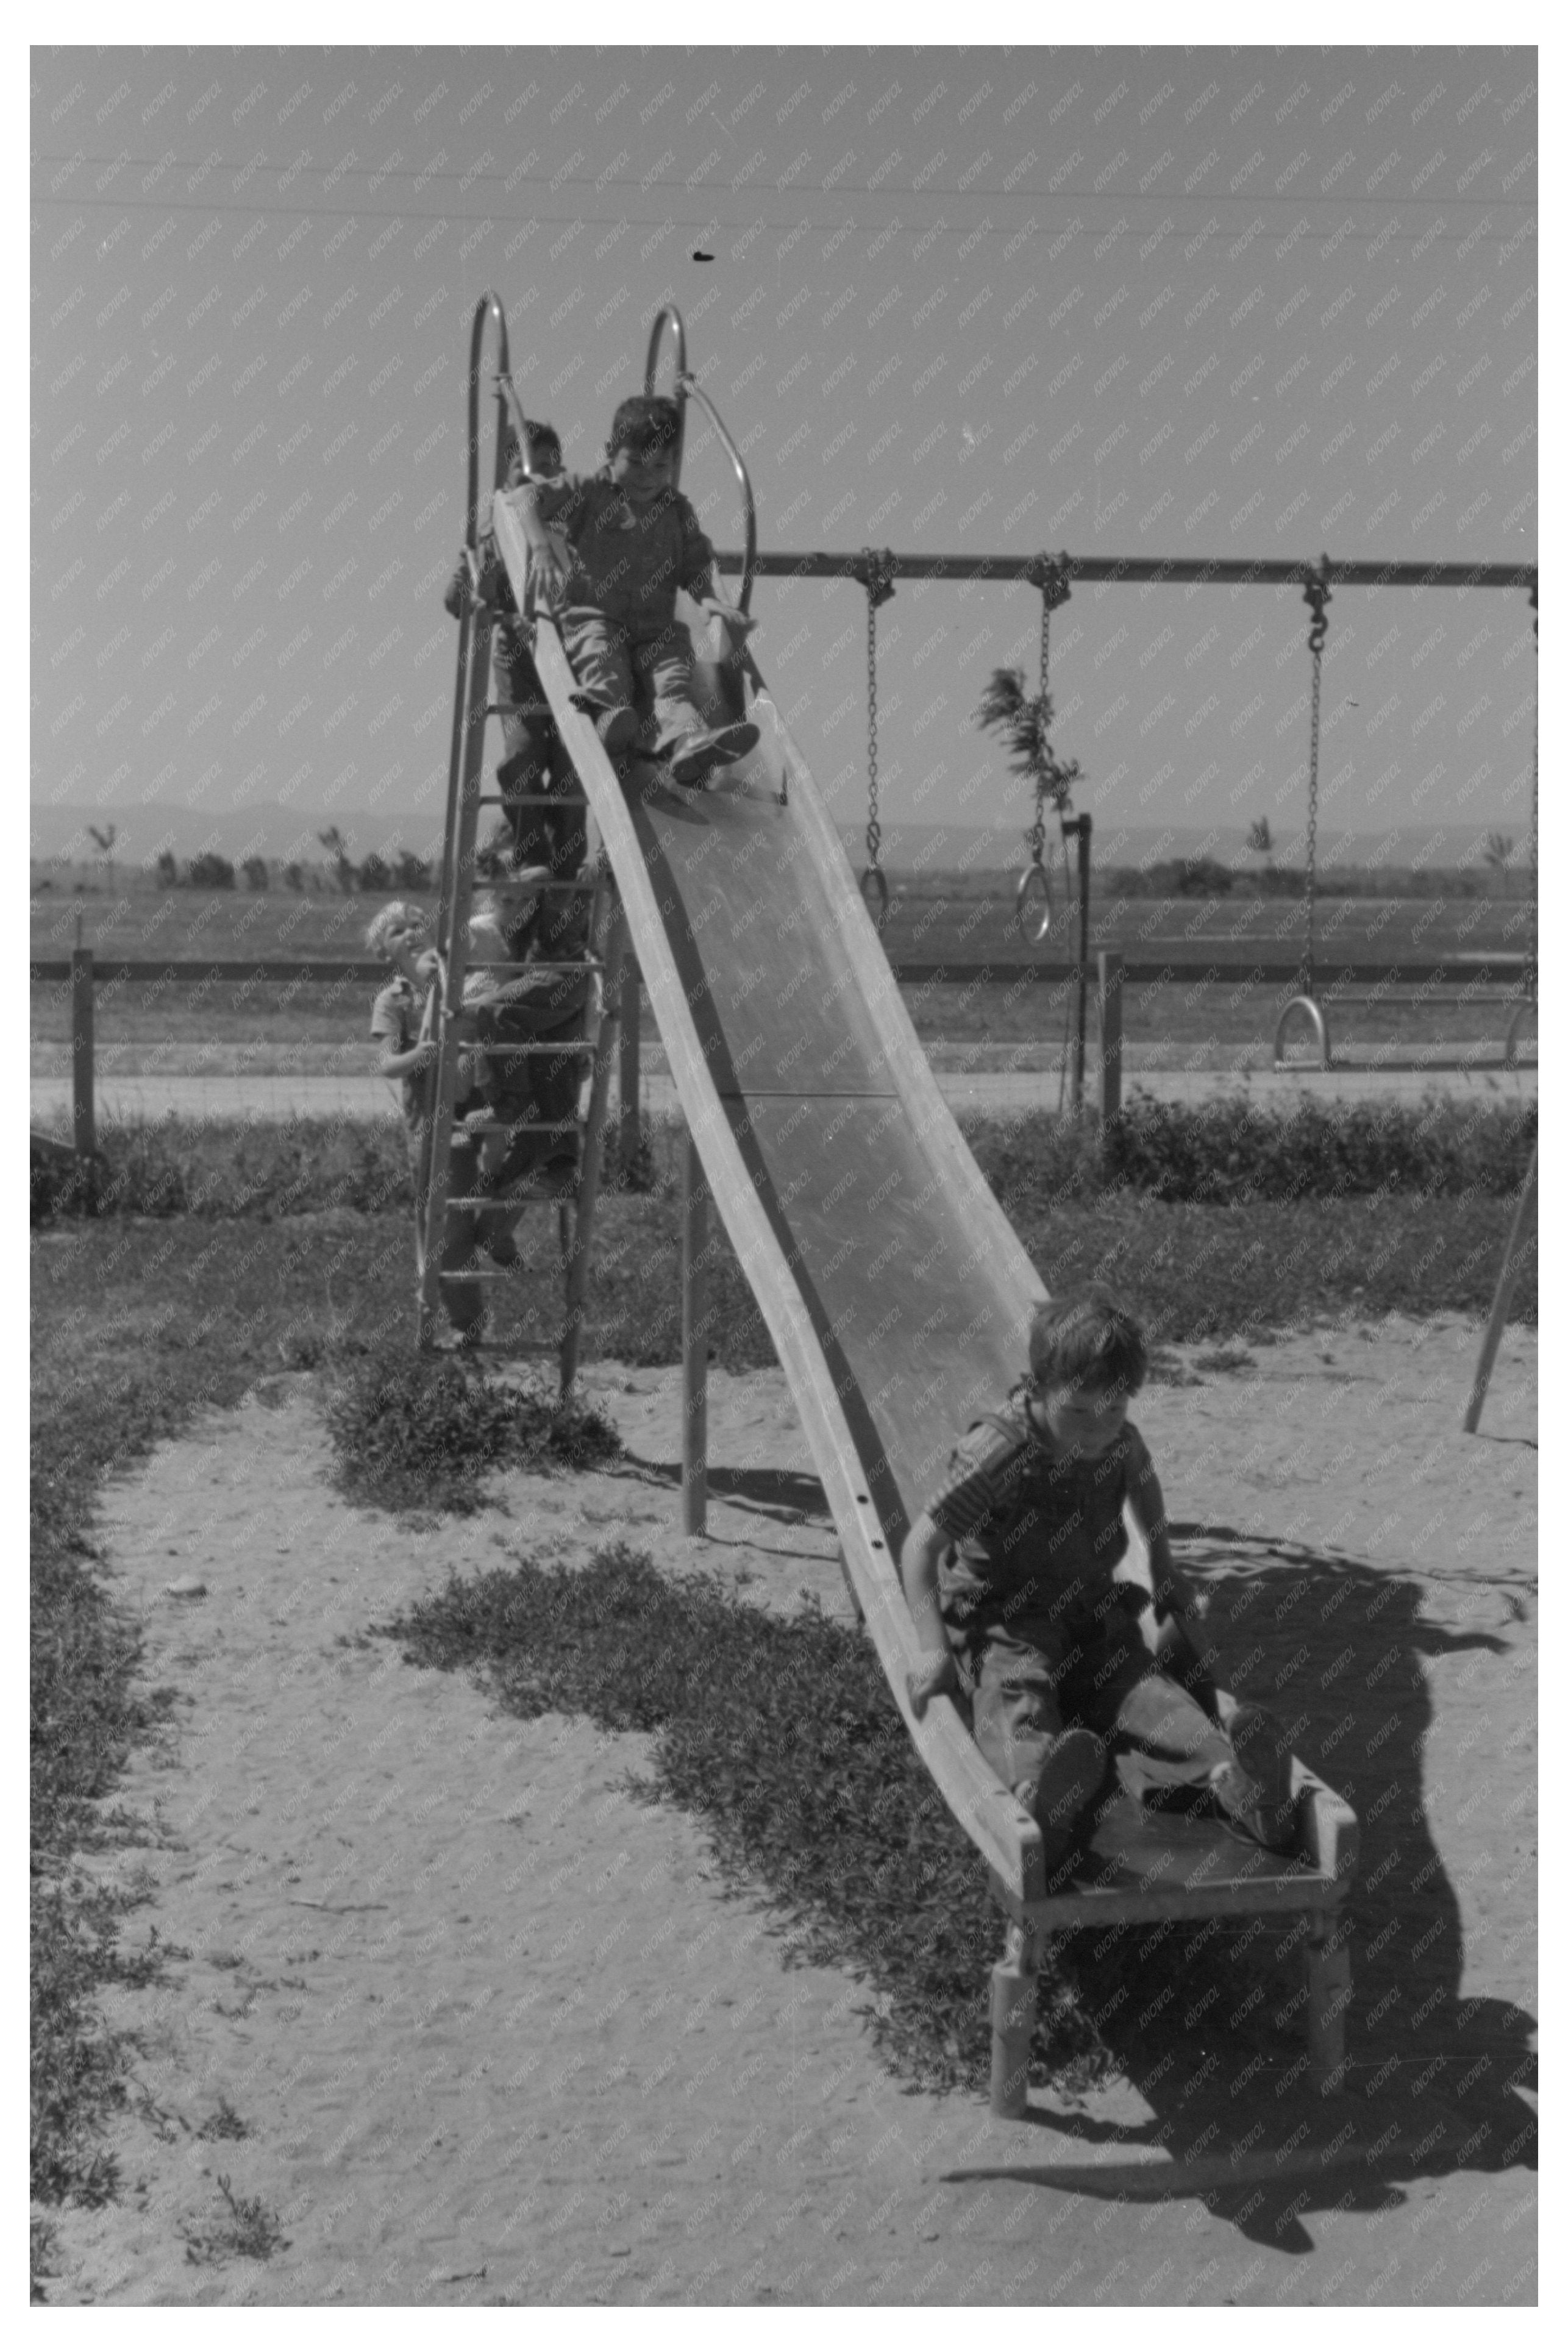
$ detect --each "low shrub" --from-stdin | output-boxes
[971,1092,1536,1214]
[323,1344,621,1516]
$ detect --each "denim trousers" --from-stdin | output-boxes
[555,607,710,750]
[961,1603,1242,1804]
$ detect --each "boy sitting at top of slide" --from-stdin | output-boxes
[902,1285,1298,1887]
[513,393,760,791]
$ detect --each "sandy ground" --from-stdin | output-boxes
[37,1315,1536,2307]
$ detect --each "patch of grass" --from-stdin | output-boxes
[180,2173,288,2267]
[196,2097,250,2142]
[34,1097,1536,1235]
[385,1549,1302,2097]
[1192,1347,1257,1375]
[323,1345,621,1516]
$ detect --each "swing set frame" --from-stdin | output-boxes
[705,543,1538,1077]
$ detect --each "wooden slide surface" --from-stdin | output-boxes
[490,499,1356,1915]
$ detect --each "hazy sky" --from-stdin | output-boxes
[31,35,1537,862]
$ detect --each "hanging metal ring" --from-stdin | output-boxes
[1016,860,1053,944]
[1504,998,1535,1070]
[860,866,890,929]
[1272,995,1332,1071]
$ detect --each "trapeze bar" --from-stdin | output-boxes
[713,551,1537,593]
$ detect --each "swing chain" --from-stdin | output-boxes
[863,549,897,889]
[1527,581,1538,1003]
[1024,552,1074,865]
[1302,557,1333,997]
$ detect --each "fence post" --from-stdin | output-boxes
[1097,950,1123,1123]
[71,941,95,1167]
[618,955,641,1169]
[681,1124,708,1536]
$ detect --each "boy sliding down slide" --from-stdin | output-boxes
[901,1285,1298,1891]
[514,393,760,791]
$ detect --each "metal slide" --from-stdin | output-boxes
[483,322,1355,1948]
[492,486,1052,1899]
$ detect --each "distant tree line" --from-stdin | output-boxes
[146,841,437,894]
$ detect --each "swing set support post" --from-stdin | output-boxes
[1463,1141,1538,1433]
[1097,950,1124,1123]
[1061,814,1092,1115]
[682,1125,708,1536]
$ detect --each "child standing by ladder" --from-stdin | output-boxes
[367,900,522,1346]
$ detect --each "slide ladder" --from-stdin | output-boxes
[416,299,626,1381]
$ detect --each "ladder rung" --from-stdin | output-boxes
[463,958,605,973]
[458,1039,591,1059]
[446,1181,576,1208]
[477,793,587,807]
[480,1121,580,1136]
[454,1118,585,1139]
[484,702,552,718]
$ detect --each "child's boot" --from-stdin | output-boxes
[1018,1728,1107,1884]
[1210,1704,1297,1853]
[667,719,761,788]
[594,705,641,760]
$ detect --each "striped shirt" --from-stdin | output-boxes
[925,1385,1150,1628]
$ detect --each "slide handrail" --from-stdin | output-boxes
[645,302,757,616]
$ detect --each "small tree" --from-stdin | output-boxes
[188,851,236,889]
[394,847,433,892]
[318,825,356,896]
[282,861,305,892]
[1483,830,1514,893]
[155,849,180,888]
[975,668,1082,824]
[1246,814,1272,857]
[87,822,117,891]
[243,855,270,892]
[357,850,394,894]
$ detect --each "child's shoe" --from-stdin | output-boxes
[594,706,641,759]
[1210,1704,1297,1853]
[666,720,761,788]
[1018,1728,1107,1882]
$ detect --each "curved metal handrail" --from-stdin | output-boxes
[644,303,689,483]
[644,302,688,395]
[645,305,757,617]
[679,377,758,619]
[464,290,511,551]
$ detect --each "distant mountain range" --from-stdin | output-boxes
[29,799,1516,874]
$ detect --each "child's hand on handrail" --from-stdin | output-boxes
[526,526,577,606]
[906,1649,960,1719]
[700,597,758,636]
